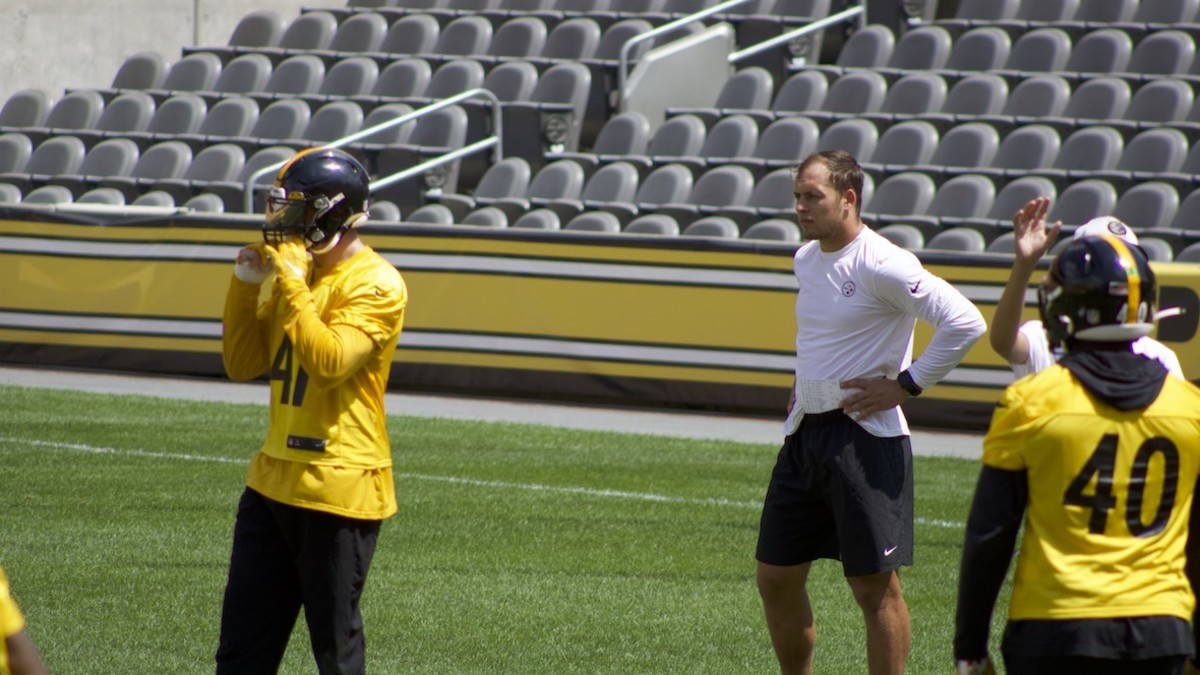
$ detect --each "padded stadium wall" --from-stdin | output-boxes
[4,209,1198,430]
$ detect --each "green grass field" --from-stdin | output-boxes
[0,383,1009,674]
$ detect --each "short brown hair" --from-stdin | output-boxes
[796,150,865,216]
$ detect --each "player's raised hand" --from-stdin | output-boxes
[1011,196,1060,264]
[263,239,310,283]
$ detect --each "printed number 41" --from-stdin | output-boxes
[1062,434,1180,537]
[269,336,308,407]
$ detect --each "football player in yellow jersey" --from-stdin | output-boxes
[0,566,47,675]
[216,148,408,675]
[953,235,1200,675]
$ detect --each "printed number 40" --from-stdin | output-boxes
[269,336,308,407]
[1062,434,1180,537]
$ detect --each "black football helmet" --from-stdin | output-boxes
[1038,234,1157,351]
[263,148,370,253]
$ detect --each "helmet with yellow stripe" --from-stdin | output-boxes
[1038,234,1157,350]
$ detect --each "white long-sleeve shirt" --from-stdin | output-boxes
[1013,320,1183,380]
[784,227,986,437]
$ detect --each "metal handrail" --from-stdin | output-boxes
[728,3,866,63]
[240,87,503,213]
[616,0,756,107]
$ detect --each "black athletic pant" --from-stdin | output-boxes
[216,488,381,675]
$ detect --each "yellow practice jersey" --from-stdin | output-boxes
[224,245,407,519]
[0,567,26,675]
[983,364,1200,622]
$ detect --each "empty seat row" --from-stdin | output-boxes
[185,11,669,70]
[936,0,1200,37]
[817,22,1200,85]
[394,199,802,241]
[685,64,1200,138]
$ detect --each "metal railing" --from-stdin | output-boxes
[241,87,503,213]
[616,0,867,107]
[729,3,866,64]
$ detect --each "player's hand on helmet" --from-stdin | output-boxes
[233,243,271,285]
[264,238,310,283]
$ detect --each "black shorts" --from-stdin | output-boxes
[755,410,913,577]
[1001,617,1192,674]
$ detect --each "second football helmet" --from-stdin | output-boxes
[1039,234,1157,350]
[263,147,370,253]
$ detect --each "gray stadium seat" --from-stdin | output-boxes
[406,203,456,225]
[109,51,169,92]
[300,101,363,146]
[130,190,176,208]
[488,16,548,59]
[0,135,87,193]
[541,160,640,221]
[940,27,1012,76]
[996,27,1072,81]
[48,137,140,196]
[190,97,259,146]
[766,70,829,120]
[362,59,433,103]
[23,91,105,145]
[157,142,246,201]
[743,218,802,242]
[482,60,539,103]
[0,133,33,174]
[1042,77,1131,134]
[655,165,756,225]
[1092,128,1189,190]
[0,89,51,128]
[259,11,339,60]
[1047,179,1120,226]
[815,118,879,160]
[1035,125,1124,184]
[806,70,888,128]
[966,176,1058,231]
[636,114,707,172]
[981,74,1071,135]
[733,116,820,176]
[668,67,775,126]
[717,167,797,225]
[226,10,286,50]
[978,124,1061,180]
[372,14,441,57]
[879,25,952,76]
[590,19,653,64]
[1113,80,1194,133]
[686,114,760,172]
[511,208,562,230]
[238,99,310,149]
[319,12,389,57]
[462,206,509,227]
[913,123,999,179]
[126,93,207,148]
[926,228,987,253]
[1063,29,1132,78]
[1176,241,1200,262]
[152,52,222,96]
[21,185,74,205]
[504,61,592,153]
[427,16,493,57]
[183,193,226,213]
[865,71,948,123]
[986,231,1016,254]
[682,216,740,238]
[936,73,1008,122]
[99,140,193,200]
[1124,30,1195,78]
[565,211,621,232]
[255,55,325,103]
[210,54,273,98]
[540,17,601,61]
[367,200,402,222]
[875,224,925,250]
[1170,188,1200,230]
[315,58,379,101]
[552,110,651,169]
[619,163,694,222]
[910,173,996,234]
[492,158,586,219]
[1138,237,1176,262]
[439,156,531,218]
[862,120,940,177]
[76,187,127,205]
[624,213,680,236]
[1112,182,1180,231]
[812,23,894,78]
[375,105,470,206]
[355,103,417,152]
[861,172,937,228]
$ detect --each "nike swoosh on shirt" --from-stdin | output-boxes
[909,282,921,294]
[883,545,898,557]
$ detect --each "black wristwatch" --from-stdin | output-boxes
[897,370,923,397]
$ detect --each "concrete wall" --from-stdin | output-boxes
[0,0,345,102]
